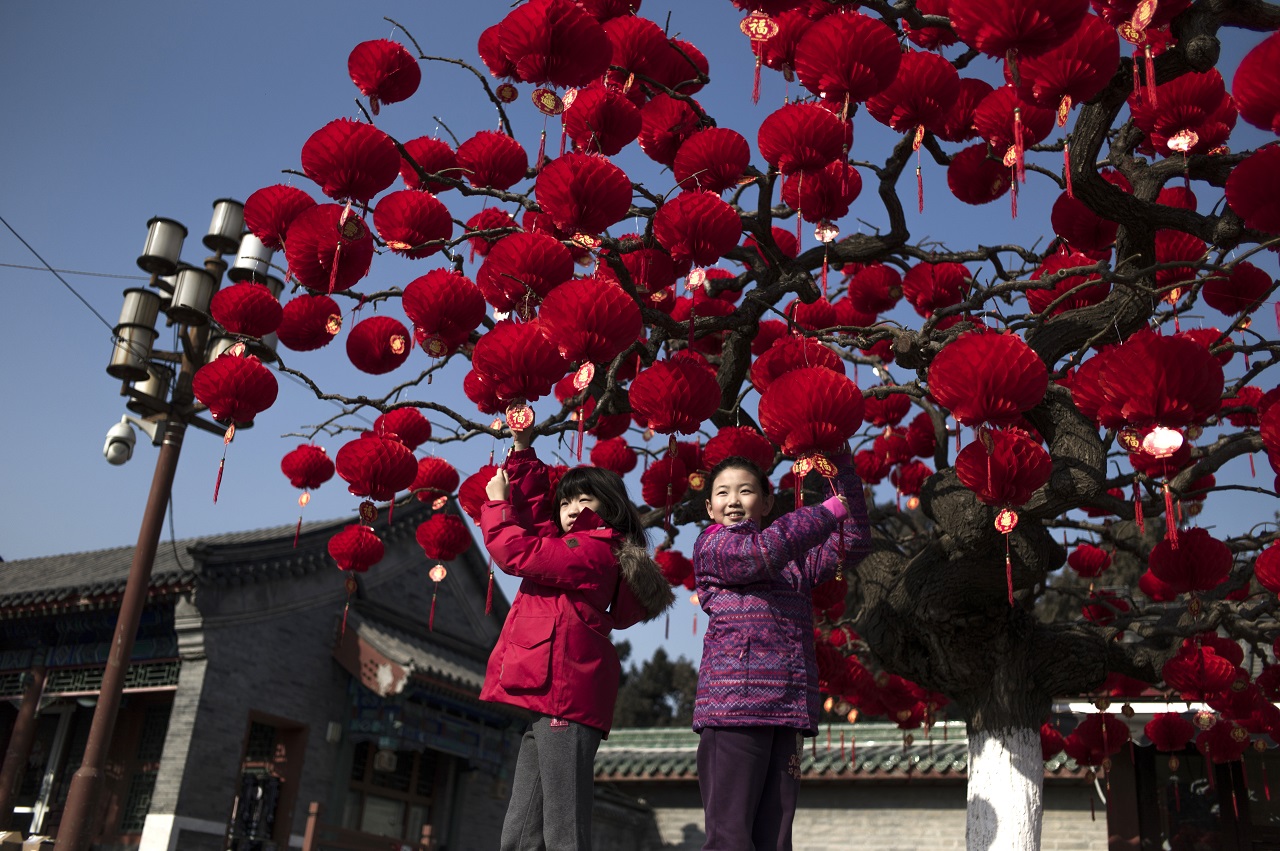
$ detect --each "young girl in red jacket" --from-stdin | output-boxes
[481,427,673,851]
[694,452,871,851]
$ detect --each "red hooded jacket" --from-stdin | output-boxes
[479,448,672,733]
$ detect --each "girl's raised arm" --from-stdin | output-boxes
[501,428,557,535]
[802,455,873,586]
[694,501,841,587]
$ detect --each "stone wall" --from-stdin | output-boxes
[595,779,1109,851]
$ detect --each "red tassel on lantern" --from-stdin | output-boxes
[1064,141,1074,198]
[1133,479,1145,532]
[214,424,235,503]
[1163,481,1178,546]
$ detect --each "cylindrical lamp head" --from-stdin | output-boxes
[227,233,275,283]
[263,274,285,301]
[204,198,245,254]
[137,216,188,275]
[205,332,239,362]
[166,263,217,325]
[107,323,160,381]
[126,363,175,414]
[117,287,162,329]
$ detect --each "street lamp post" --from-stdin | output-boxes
[51,201,280,851]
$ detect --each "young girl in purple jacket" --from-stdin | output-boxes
[482,427,673,851]
[693,452,871,851]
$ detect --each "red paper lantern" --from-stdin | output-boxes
[628,355,721,435]
[494,0,612,88]
[243,185,316,251]
[928,331,1048,427]
[476,231,576,317]
[947,143,1012,205]
[477,24,518,80]
[563,81,642,156]
[1148,527,1232,595]
[536,276,643,364]
[466,208,521,259]
[416,514,471,561]
[346,315,411,375]
[1200,261,1271,315]
[210,283,282,338]
[374,408,432,450]
[973,86,1056,156]
[329,524,384,573]
[411,457,461,502]
[277,294,342,352]
[862,391,912,429]
[638,94,703,168]
[591,437,638,475]
[459,464,500,523]
[1164,643,1239,701]
[1145,712,1196,751]
[954,428,1052,507]
[793,12,901,112]
[603,14,669,89]
[1255,542,1280,595]
[1027,248,1110,315]
[1095,329,1224,430]
[400,136,459,194]
[866,51,961,135]
[401,269,486,358]
[759,366,864,458]
[281,444,335,490]
[673,128,751,194]
[192,351,278,425]
[471,319,570,404]
[301,118,401,204]
[935,78,996,143]
[1067,543,1111,577]
[1040,723,1066,760]
[902,262,969,317]
[335,433,418,502]
[283,204,375,294]
[455,131,529,191]
[948,0,1089,61]
[348,39,421,114]
[1081,589,1130,626]
[1129,69,1237,158]
[1196,718,1251,764]
[1225,145,1280,235]
[744,228,800,265]
[1233,30,1280,134]
[846,264,904,316]
[757,102,851,176]
[1062,712,1130,767]
[641,456,689,508]
[464,370,504,416]
[373,190,453,259]
[655,547,695,589]
[1050,169,1130,253]
[652,191,742,267]
[651,37,708,96]
[1016,14,1119,116]
[780,160,862,224]
[905,412,938,459]
[703,426,776,473]
[750,335,845,393]
[535,152,633,235]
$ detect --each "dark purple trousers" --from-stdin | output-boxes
[697,726,803,851]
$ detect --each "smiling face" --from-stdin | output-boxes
[559,492,603,533]
[706,465,774,527]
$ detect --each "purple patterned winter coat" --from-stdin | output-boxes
[692,456,870,734]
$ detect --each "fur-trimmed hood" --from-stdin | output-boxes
[612,540,676,628]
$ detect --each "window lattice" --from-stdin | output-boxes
[119,770,157,833]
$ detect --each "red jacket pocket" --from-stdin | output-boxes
[500,615,555,692]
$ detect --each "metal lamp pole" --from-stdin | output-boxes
[52,202,281,851]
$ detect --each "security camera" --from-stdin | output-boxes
[103,418,137,466]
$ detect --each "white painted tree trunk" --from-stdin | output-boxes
[966,726,1044,851]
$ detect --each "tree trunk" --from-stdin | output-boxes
[966,727,1044,851]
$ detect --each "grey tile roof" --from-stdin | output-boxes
[0,500,441,614]
[347,601,490,692]
[594,722,1085,781]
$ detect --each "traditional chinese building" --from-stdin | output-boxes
[0,500,523,850]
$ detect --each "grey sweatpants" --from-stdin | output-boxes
[501,715,604,851]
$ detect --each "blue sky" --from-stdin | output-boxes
[2,1,1276,667]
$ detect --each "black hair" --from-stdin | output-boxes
[707,456,773,496]
[556,465,648,548]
